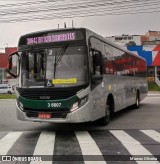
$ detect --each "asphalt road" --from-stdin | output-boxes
[0,95,160,164]
[0,95,160,131]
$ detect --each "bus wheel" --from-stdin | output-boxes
[7,91,12,94]
[99,104,111,126]
[134,92,140,109]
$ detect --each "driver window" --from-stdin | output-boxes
[92,50,102,75]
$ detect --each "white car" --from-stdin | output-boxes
[0,85,14,94]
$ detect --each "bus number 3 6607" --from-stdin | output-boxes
[48,103,61,108]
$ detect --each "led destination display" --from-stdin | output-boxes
[27,32,75,45]
[19,30,85,46]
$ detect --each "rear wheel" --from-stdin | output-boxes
[7,91,12,94]
[133,92,140,109]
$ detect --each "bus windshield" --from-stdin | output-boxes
[21,45,88,88]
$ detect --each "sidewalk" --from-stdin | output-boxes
[148,91,160,96]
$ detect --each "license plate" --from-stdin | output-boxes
[38,113,52,119]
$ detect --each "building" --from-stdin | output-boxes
[141,31,160,45]
[106,31,160,86]
[107,30,160,46]
[0,47,17,84]
[107,34,141,46]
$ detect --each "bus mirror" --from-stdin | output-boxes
[92,50,102,75]
[8,52,20,78]
[9,57,12,70]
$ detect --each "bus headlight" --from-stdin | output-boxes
[70,102,79,112]
[70,95,88,112]
[79,95,88,107]
[19,102,23,109]
[17,100,24,111]
[15,90,20,98]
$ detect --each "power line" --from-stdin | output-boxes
[1,0,160,18]
[0,0,159,23]
[1,7,160,24]
[1,0,160,17]
[0,0,132,8]
[0,0,47,8]
[0,0,155,10]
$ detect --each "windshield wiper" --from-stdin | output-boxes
[53,43,68,78]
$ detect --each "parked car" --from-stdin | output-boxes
[0,85,14,94]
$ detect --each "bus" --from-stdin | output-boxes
[8,28,148,125]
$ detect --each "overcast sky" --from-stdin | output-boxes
[0,0,160,49]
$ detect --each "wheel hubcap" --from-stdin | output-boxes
[136,96,139,106]
[106,105,110,121]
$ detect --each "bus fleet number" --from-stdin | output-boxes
[48,103,61,108]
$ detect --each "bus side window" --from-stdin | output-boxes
[92,50,103,75]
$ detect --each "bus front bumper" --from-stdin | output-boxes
[16,101,92,123]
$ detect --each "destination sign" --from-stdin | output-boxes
[27,32,75,45]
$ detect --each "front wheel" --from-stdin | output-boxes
[99,104,111,126]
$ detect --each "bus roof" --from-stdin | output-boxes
[18,27,146,62]
[20,27,85,37]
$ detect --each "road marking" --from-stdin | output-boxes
[0,132,23,155]
[0,130,160,163]
[30,131,55,164]
[141,130,160,143]
[110,130,159,164]
[75,131,106,164]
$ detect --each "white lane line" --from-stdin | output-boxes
[141,130,160,143]
[30,131,55,164]
[0,132,23,155]
[110,130,159,164]
[75,131,106,164]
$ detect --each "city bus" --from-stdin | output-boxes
[8,28,148,125]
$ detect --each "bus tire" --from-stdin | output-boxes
[134,92,140,109]
[7,91,12,94]
[99,104,111,126]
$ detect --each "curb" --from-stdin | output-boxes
[148,92,160,94]
[0,99,16,101]
[147,94,160,96]
[147,92,160,96]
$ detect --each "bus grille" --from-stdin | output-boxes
[24,108,69,112]
[21,91,73,100]
[16,86,86,100]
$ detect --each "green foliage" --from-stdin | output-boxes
[0,94,16,99]
[148,82,160,91]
